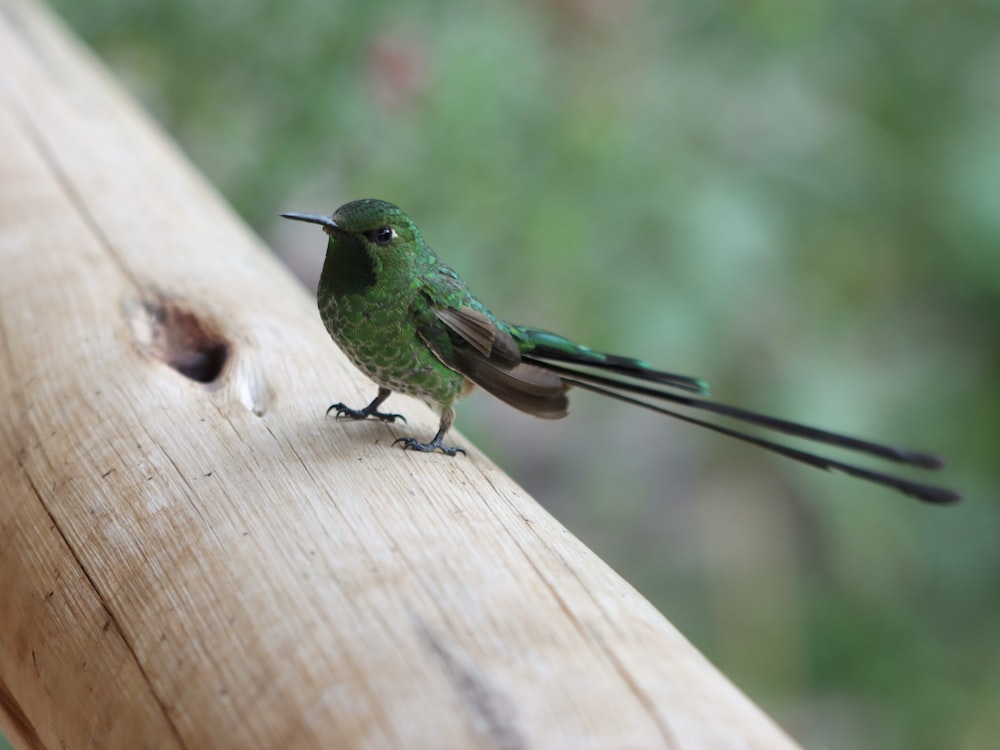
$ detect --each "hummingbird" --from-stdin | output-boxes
[281,199,959,505]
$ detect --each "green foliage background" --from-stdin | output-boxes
[9,1,996,748]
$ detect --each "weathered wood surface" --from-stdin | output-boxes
[0,1,802,748]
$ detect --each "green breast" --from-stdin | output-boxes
[317,241,465,408]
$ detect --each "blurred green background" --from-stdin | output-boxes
[6,1,997,748]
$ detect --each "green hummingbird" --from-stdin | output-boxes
[281,199,959,505]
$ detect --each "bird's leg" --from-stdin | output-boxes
[392,407,466,456]
[327,387,406,423]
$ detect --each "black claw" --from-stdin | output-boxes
[392,435,467,457]
[326,402,406,424]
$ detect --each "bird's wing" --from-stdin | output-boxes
[413,281,568,418]
[431,306,520,365]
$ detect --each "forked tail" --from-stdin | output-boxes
[515,327,959,505]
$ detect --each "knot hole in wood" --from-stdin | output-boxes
[126,290,229,384]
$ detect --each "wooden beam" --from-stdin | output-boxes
[0,1,801,747]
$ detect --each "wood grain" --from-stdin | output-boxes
[0,1,802,748]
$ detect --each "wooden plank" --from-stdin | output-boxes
[0,1,802,747]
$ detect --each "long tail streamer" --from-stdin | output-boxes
[522,355,960,505]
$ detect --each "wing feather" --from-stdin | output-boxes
[451,349,569,419]
[433,306,520,366]
[416,300,568,418]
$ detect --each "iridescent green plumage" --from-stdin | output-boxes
[282,199,959,504]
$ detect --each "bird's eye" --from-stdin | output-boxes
[369,226,396,245]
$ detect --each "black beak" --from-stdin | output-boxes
[280,212,345,235]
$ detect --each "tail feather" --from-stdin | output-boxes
[515,327,710,395]
[520,355,960,505]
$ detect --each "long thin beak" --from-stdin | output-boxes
[280,212,344,234]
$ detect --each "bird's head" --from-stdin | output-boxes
[281,198,422,255]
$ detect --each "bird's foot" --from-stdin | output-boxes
[326,402,406,424]
[392,435,467,457]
